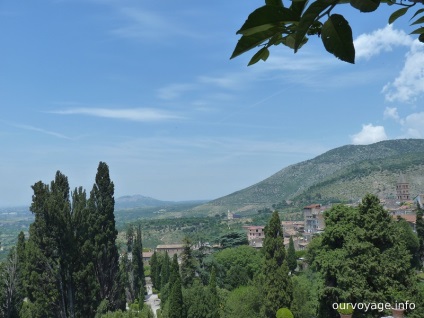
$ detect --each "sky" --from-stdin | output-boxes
[1,0,424,207]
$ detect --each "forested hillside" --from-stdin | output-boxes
[194,139,424,214]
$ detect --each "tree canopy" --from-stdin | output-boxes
[231,0,424,64]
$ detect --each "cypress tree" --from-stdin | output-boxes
[180,237,196,288]
[168,256,183,318]
[208,266,219,318]
[132,224,146,301]
[287,236,297,273]
[160,252,170,290]
[149,251,159,290]
[86,162,124,311]
[260,211,292,318]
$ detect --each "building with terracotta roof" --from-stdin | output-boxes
[155,244,185,257]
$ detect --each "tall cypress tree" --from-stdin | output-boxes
[149,251,159,290]
[260,211,292,318]
[132,224,146,303]
[86,162,124,312]
[160,252,170,290]
[168,256,184,318]
[287,236,297,273]
[180,237,196,288]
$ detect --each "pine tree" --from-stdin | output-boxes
[287,236,297,273]
[260,211,292,318]
[86,162,124,312]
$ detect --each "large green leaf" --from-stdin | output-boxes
[290,0,309,19]
[231,28,278,59]
[321,14,355,63]
[350,0,380,12]
[410,26,424,35]
[248,47,270,65]
[294,0,338,52]
[237,5,297,36]
[410,8,424,21]
[388,7,409,24]
[411,15,424,26]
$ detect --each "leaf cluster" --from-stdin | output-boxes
[232,0,424,64]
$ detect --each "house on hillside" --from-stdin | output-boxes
[244,225,265,248]
[142,252,153,265]
[155,244,185,257]
[392,214,421,233]
[304,204,326,240]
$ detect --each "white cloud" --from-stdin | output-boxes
[50,108,182,121]
[383,107,400,121]
[382,40,424,103]
[354,24,413,60]
[351,124,388,145]
[13,124,72,140]
[403,112,424,138]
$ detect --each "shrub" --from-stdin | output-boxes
[337,303,354,315]
[276,308,294,318]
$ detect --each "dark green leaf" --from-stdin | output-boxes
[295,0,338,52]
[350,0,380,12]
[282,34,308,49]
[410,8,424,21]
[266,0,284,6]
[290,0,309,19]
[411,15,424,26]
[248,47,270,66]
[410,26,424,35]
[231,28,278,59]
[388,7,409,24]
[321,14,355,63]
[237,5,297,36]
[419,34,424,43]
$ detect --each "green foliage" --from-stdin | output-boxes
[417,204,424,268]
[276,307,294,318]
[260,211,292,317]
[337,303,354,314]
[290,273,318,318]
[212,245,263,290]
[219,231,248,249]
[232,0,424,64]
[309,194,418,318]
[395,217,421,269]
[223,286,261,318]
[287,236,297,273]
[180,237,197,288]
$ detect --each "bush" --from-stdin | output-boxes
[337,303,354,315]
[276,308,294,318]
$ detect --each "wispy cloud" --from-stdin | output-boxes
[157,83,197,100]
[111,7,198,40]
[354,24,413,60]
[382,40,424,103]
[49,107,183,122]
[12,124,72,140]
[350,124,388,145]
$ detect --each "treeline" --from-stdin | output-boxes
[0,162,150,318]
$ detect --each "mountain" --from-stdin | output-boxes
[192,139,424,214]
[115,195,174,209]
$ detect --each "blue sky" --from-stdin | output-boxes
[1,0,424,207]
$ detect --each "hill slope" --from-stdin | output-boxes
[193,139,424,214]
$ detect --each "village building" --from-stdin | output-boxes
[396,173,410,201]
[155,244,185,257]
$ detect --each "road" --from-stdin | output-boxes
[145,282,160,317]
